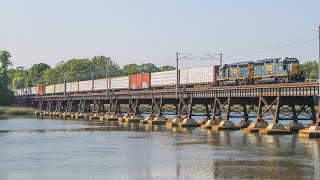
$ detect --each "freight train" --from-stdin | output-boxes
[15,57,304,96]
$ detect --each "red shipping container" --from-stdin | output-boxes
[213,65,220,79]
[129,73,151,90]
[38,86,45,95]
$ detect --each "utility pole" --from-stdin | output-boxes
[176,52,179,99]
[106,64,109,100]
[92,72,94,92]
[318,24,320,97]
[176,52,192,99]
[317,24,320,126]
[64,71,66,101]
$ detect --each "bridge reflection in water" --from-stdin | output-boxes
[1,117,320,179]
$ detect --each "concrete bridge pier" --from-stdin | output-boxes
[142,99,167,125]
[211,97,240,131]
[100,99,120,121]
[72,99,90,119]
[165,98,199,127]
[88,100,106,120]
[61,99,74,118]
[299,96,320,138]
[39,100,52,117]
[35,100,44,115]
[119,99,144,123]
[50,100,62,117]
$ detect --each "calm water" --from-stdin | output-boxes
[0,116,320,180]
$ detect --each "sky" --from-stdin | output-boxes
[1,0,319,69]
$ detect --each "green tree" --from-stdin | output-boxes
[0,50,14,105]
[30,63,51,85]
[123,63,141,75]
[140,63,159,73]
[159,65,176,71]
[11,67,31,89]
[91,56,123,79]
[301,61,318,79]
[0,50,13,88]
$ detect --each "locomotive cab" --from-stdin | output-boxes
[279,57,304,82]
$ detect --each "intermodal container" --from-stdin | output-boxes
[110,76,129,90]
[45,85,55,94]
[31,87,38,95]
[180,66,216,85]
[151,70,177,87]
[129,73,151,90]
[55,83,65,93]
[213,65,219,82]
[15,89,22,96]
[94,78,109,91]
[78,80,93,92]
[66,82,78,93]
[38,86,45,95]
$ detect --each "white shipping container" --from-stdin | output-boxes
[55,83,65,93]
[45,85,55,94]
[94,78,108,91]
[79,80,93,92]
[151,70,177,87]
[66,82,78,93]
[180,66,214,85]
[31,87,38,95]
[15,89,22,96]
[110,76,129,90]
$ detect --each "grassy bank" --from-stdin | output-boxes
[0,107,35,115]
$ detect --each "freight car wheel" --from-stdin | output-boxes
[278,77,286,84]
[254,78,262,85]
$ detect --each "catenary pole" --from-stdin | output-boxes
[106,64,108,100]
[176,52,179,99]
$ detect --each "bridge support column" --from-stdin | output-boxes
[123,99,143,123]
[89,100,104,120]
[62,99,73,118]
[238,104,253,128]
[299,96,320,138]
[40,100,52,117]
[51,100,62,117]
[211,97,240,131]
[72,99,86,119]
[103,99,123,121]
[168,98,199,127]
[35,101,44,115]
[144,99,167,125]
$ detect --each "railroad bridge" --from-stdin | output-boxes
[18,82,320,137]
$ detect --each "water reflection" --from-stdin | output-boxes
[0,117,320,179]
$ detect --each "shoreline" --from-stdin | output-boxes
[0,106,36,116]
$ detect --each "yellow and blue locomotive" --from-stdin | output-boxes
[217,57,304,85]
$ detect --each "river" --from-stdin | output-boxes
[0,116,319,179]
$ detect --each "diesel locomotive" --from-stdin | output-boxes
[216,57,304,85]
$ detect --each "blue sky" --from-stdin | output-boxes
[1,0,319,68]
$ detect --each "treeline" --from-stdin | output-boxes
[300,61,318,79]
[8,54,175,89]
